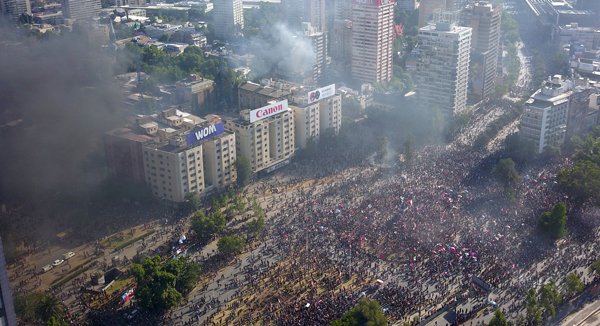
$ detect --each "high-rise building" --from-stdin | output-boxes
[212,0,244,40]
[334,0,352,20]
[397,0,416,11]
[282,0,327,31]
[302,22,327,85]
[330,18,353,77]
[0,237,17,326]
[463,1,501,101]
[1,0,31,21]
[351,0,395,84]
[226,100,295,173]
[520,75,573,153]
[107,110,236,202]
[104,128,152,184]
[291,84,342,149]
[418,0,446,28]
[62,0,100,20]
[414,14,472,116]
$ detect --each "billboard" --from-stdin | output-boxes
[250,100,289,123]
[186,122,225,145]
[307,84,336,104]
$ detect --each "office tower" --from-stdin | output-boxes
[62,0,100,20]
[397,0,416,11]
[282,0,327,32]
[520,76,573,153]
[0,237,17,326]
[418,0,446,28]
[330,18,353,78]
[1,0,31,21]
[334,0,352,20]
[351,0,395,84]
[226,100,295,173]
[414,13,472,116]
[213,0,244,40]
[463,1,501,101]
[302,22,327,84]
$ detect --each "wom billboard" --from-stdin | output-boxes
[250,100,289,123]
[186,122,225,146]
[307,84,336,104]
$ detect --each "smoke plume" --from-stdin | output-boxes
[247,22,316,81]
[0,24,124,204]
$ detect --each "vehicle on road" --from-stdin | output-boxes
[41,264,53,273]
[63,251,76,260]
[52,259,64,266]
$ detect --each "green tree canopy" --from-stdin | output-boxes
[564,273,584,298]
[493,158,521,197]
[217,235,246,256]
[539,282,561,318]
[488,309,509,326]
[131,256,183,314]
[191,210,226,244]
[331,299,387,326]
[539,202,567,239]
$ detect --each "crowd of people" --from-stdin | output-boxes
[175,140,600,325]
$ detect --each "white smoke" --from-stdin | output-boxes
[247,22,316,81]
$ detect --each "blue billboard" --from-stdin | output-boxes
[186,122,225,146]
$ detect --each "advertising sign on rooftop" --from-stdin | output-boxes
[250,100,289,123]
[307,84,336,104]
[186,122,224,146]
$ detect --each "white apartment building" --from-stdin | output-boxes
[520,75,573,153]
[291,84,342,149]
[463,1,501,101]
[62,0,101,20]
[137,110,236,202]
[414,17,472,116]
[292,103,320,149]
[226,100,295,173]
[351,0,394,83]
[212,0,244,40]
[202,131,237,190]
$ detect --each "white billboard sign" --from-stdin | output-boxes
[250,99,289,123]
[307,84,336,104]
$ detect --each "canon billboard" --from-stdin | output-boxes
[307,84,336,104]
[186,122,225,146]
[250,100,289,123]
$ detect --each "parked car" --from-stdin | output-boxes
[41,264,53,273]
[52,259,64,266]
[62,251,76,260]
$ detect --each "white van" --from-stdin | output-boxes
[63,251,76,260]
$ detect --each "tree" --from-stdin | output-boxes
[493,158,521,197]
[539,202,567,239]
[35,294,65,323]
[131,256,183,314]
[217,235,246,256]
[526,288,543,326]
[191,211,226,244]
[590,259,600,275]
[15,292,66,325]
[558,160,600,205]
[488,309,509,326]
[331,299,387,326]
[539,282,561,318]
[236,157,252,188]
[164,256,202,295]
[565,273,584,298]
[247,214,265,238]
[181,192,201,214]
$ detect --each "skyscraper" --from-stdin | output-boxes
[1,0,31,22]
[282,0,327,32]
[62,0,100,20]
[418,0,446,28]
[397,0,416,11]
[414,13,472,116]
[0,238,17,326]
[351,0,395,84]
[302,22,327,84]
[212,0,244,40]
[463,1,501,101]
